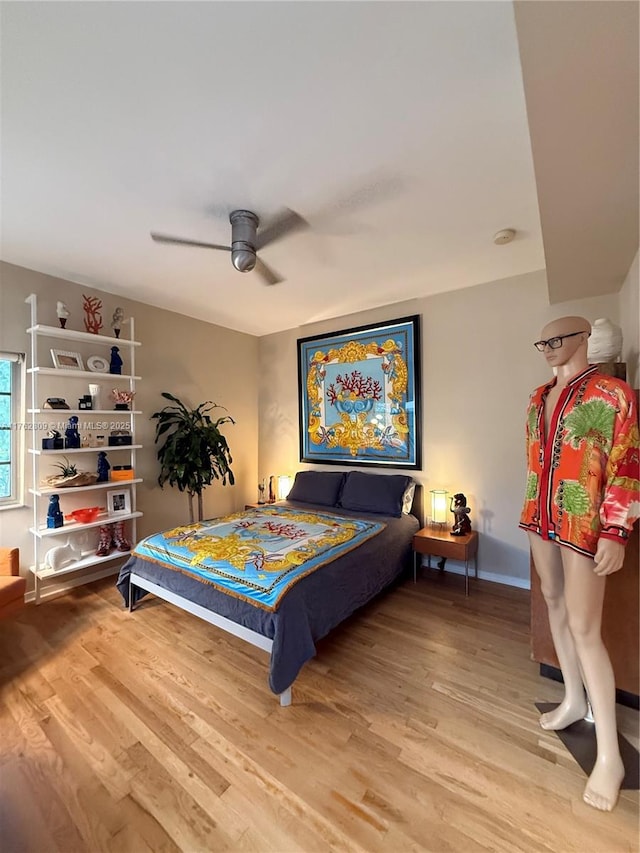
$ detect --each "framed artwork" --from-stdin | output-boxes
[50,349,84,371]
[107,487,131,516]
[297,315,422,469]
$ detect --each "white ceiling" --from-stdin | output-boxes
[0,2,636,336]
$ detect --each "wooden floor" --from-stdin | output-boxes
[1,569,638,853]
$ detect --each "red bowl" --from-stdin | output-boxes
[65,507,103,524]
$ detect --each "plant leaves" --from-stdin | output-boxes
[152,392,235,498]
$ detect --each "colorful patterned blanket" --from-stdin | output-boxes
[133,505,385,611]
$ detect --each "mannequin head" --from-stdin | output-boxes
[535,316,591,370]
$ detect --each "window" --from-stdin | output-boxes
[0,352,25,508]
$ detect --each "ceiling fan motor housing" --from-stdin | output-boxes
[230,209,258,272]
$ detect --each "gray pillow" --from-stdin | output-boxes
[286,471,345,506]
[339,471,412,517]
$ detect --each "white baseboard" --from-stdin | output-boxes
[419,558,530,590]
[25,564,122,604]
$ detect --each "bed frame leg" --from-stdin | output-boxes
[128,578,134,613]
[279,687,292,707]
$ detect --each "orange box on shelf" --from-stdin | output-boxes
[110,465,134,482]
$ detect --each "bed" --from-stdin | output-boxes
[116,470,422,706]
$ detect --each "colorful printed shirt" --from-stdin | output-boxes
[520,365,640,557]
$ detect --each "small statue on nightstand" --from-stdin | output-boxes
[268,475,276,503]
[450,493,472,536]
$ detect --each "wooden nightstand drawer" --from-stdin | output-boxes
[413,527,478,595]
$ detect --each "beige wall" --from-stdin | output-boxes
[1,259,632,592]
[258,270,623,587]
[619,250,639,389]
[0,262,259,590]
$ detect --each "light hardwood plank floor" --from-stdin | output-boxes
[0,569,638,852]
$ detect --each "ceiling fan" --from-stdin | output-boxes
[150,208,309,285]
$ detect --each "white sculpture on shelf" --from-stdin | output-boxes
[587,318,623,364]
[43,539,83,572]
[110,307,128,339]
[56,301,70,329]
[42,530,93,572]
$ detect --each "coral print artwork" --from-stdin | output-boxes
[297,316,421,469]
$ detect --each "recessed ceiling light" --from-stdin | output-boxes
[493,228,516,245]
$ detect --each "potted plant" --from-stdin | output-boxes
[43,457,98,489]
[151,392,235,523]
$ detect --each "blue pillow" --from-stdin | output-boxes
[339,471,412,517]
[286,471,345,506]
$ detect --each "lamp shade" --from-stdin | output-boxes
[277,475,293,501]
[430,489,448,524]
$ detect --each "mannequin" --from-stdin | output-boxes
[520,316,639,812]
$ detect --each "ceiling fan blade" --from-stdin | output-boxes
[255,208,310,250]
[254,256,283,286]
[150,232,231,252]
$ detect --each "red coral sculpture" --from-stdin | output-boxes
[83,295,103,334]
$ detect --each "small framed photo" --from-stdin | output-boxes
[50,349,85,371]
[107,488,131,516]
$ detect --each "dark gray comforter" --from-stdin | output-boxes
[116,501,419,694]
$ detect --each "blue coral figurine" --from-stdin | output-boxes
[109,346,123,375]
[97,451,111,483]
[47,494,64,528]
[64,415,81,449]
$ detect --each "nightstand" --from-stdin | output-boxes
[413,526,479,596]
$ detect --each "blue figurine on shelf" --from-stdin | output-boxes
[109,346,123,375]
[64,415,81,449]
[47,494,64,528]
[97,451,110,483]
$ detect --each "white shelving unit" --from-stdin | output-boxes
[29,445,144,456]
[25,294,143,602]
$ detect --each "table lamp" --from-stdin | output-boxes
[277,475,293,501]
[430,489,448,527]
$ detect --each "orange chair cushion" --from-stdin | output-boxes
[0,547,19,577]
[0,575,26,609]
